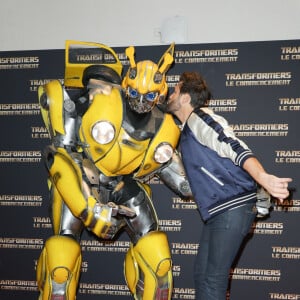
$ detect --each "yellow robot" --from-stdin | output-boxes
[36,40,191,300]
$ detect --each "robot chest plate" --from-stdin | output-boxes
[79,91,180,177]
[95,127,151,176]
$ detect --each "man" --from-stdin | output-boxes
[166,71,292,300]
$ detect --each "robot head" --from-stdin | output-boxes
[64,40,123,88]
[122,44,174,113]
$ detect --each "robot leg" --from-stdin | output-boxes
[36,235,82,300]
[124,231,172,300]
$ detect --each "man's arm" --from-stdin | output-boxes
[243,157,292,201]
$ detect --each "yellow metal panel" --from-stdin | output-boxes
[44,80,65,135]
[65,40,122,88]
[79,88,123,162]
[134,113,180,178]
[95,127,150,176]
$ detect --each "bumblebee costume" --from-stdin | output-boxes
[36,40,191,300]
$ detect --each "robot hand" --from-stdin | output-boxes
[105,201,136,218]
[256,187,272,218]
[81,197,136,239]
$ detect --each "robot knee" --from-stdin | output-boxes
[124,231,173,297]
[37,235,82,297]
[156,258,172,277]
[134,231,172,273]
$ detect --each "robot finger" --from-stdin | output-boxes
[107,202,136,218]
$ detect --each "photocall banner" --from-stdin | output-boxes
[0,39,299,300]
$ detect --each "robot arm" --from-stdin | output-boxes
[156,150,192,199]
[39,77,135,239]
[44,146,134,239]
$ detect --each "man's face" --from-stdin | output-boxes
[166,83,183,114]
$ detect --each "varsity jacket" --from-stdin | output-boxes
[180,108,257,221]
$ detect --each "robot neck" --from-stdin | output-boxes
[125,101,152,130]
[123,101,162,140]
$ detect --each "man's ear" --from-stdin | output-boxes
[181,93,191,105]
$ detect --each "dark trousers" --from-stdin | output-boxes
[194,203,256,300]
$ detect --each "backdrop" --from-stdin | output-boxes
[0,39,299,300]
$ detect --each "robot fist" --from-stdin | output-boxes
[81,197,136,239]
[105,202,136,218]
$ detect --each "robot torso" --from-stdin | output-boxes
[79,88,180,178]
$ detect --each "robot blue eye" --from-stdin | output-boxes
[128,88,138,98]
[145,92,158,102]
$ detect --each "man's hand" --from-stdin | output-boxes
[258,174,292,202]
[243,157,292,202]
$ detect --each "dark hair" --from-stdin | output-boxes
[179,72,211,109]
